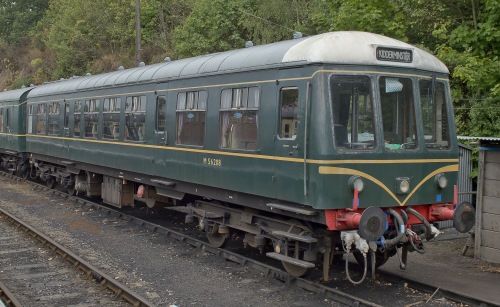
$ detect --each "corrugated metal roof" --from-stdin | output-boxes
[28,31,449,99]
[458,136,500,141]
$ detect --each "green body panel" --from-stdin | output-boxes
[0,88,31,154]
[25,64,458,212]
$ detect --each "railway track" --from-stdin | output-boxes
[0,171,492,306]
[0,180,154,306]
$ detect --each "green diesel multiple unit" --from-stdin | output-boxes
[0,32,474,282]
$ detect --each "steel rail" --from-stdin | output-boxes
[3,171,492,306]
[377,270,497,307]
[0,279,22,307]
[0,187,155,307]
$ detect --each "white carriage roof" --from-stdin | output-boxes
[28,31,448,98]
[0,87,34,103]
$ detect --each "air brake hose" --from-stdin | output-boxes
[406,207,432,240]
[345,251,367,285]
[383,208,405,247]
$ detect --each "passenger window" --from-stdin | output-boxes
[64,102,70,129]
[279,88,298,139]
[0,108,3,133]
[219,87,259,150]
[48,102,60,135]
[36,103,47,135]
[125,96,146,142]
[419,80,450,150]
[84,99,99,138]
[103,97,121,140]
[27,105,33,134]
[5,109,9,131]
[331,75,376,150]
[156,96,166,132]
[73,101,81,137]
[380,77,418,150]
[176,91,207,146]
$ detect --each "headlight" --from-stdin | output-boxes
[348,176,364,192]
[395,177,410,194]
[435,173,448,189]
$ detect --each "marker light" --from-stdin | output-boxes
[395,177,410,194]
[435,173,448,189]
[348,176,364,192]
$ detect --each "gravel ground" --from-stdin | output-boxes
[2,177,498,306]
[0,178,338,306]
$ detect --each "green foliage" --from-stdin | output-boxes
[435,0,500,137]
[173,0,253,58]
[0,0,48,45]
[313,0,408,40]
[39,0,136,78]
[0,0,498,147]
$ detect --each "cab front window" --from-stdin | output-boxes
[331,75,376,150]
[419,80,450,150]
[380,77,418,150]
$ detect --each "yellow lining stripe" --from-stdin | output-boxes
[318,164,459,206]
[17,134,459,165]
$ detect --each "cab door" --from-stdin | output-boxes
[273,79,307,203]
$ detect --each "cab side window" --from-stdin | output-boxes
[279,87,298,139]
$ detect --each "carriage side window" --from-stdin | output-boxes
[73,100,82,137]
[27,105,34,134]
[176,91,207,146]
[380,77,418,150]
[419,80,450,150]
[4,109,9,132]
[64,102,70,129]
[279,88,298,139]
[84,99,99,138]
[125,96,146,142]
[156,96,166,132]
[219,87,259,150]
[47,102,60,136]
[36,103,47,135]
[0,108,3,133]
[103,97,121,140]
[331,75,376,150]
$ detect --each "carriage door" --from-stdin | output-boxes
[274,80,306,202]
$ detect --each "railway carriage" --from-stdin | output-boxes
[0,87,33,176]
[2,31,475,282]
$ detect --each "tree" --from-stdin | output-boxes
[39,0,136,78]
[173,0,254,58]
[435,0,500,137]
[0,0,48,45]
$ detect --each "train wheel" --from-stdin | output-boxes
[46,177,56,189]
[280,220,313,277]
[353,249,391,269]
[282,262,310,277]
[206,224,230,248]
[22,167,30,180]
[67,185,76,196]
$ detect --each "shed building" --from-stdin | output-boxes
[473,138,500,263]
